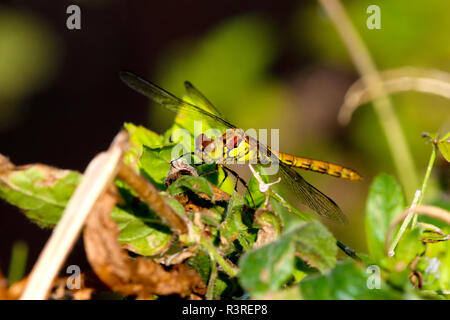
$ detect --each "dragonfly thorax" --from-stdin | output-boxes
[195,129,255,164]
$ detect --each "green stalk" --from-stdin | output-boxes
[388,144,437,256]
[411,144,437,227]
[200,237,239,278]
[206,259,218,300]
[8,241,28,284]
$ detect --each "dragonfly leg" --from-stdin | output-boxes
[170,152,195,165]
[199,165,229,189]
[222,166,255,208]
[217,166,228,189]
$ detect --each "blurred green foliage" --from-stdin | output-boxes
[0,9,59,129]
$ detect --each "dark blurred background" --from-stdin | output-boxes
[0,0,448,276]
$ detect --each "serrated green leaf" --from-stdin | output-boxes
[366,174,405,264]
[239,220,336,297]
[0,165,81,227]
[254,207,283,247]
[167,175,214,200]
[420,225,450,292]
[299,260,401,300]
[219,193,256,252]
[139,144,177,187]
[244,171,268,208]
[291,220,337,272]
[438,132,450,162]
[111,207,172,256]
[394,228,425,266]
[123,123,163,166]
[239,229,296,297]
[186,247,211,284]
[270,195,310,228]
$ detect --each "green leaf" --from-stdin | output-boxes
[291,220,337,272]
[438,132,450,162]
[139,144,177,187]
[394,228,425,267]
[0,165,81,227]
[254,207,283,247]
[420,226,450,292]
[219,193,256,252]
[123,123,163,167]
[167,175,214,200]
[270,194,310,228]
[239,220,336,297]
[111,207,172,256]
[299,260,401,300]
[244,171,268,208]
[365,174,405,264]
[239,228,296,297]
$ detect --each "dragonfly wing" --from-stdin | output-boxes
[184,81,224,118]
[120,71,235,130]
[278,162,348,224]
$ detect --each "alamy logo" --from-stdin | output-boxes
[366,5,381,30]
[66,5,81,30]
[366,265,381,289]
[66,265,81,289]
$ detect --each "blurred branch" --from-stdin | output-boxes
[339,67,450,125]
[117,163,188,235]
[318,0,418,200]
[20,131,128,300]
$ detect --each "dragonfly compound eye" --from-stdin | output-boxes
[196,133,215,151]
[225,132,243,150]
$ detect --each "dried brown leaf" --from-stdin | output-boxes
[83,185,206,299]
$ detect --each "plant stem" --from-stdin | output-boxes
[411,145,437,227]
[318,0,418,201]
[200,237,239,278]
[387,144,437,256]
[336,240,362,262]
[8,241,28,285]
[206,259,218,300]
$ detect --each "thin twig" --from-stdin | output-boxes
[339,67,450,125]
[206,259,218,300]
[318,0,418,200]
[336,240,362,262]
[388,144,438,256]
[200,237,239,278]
[20,131,129,300]
[117,163,188,235]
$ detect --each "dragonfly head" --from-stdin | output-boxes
[195,133,222,162]
[195,133,215,152]
[224,129,245,150]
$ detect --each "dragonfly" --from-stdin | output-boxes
[120,71,361,224]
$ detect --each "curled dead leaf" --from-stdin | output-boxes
[83,185,206,299]
[254,206,283,248]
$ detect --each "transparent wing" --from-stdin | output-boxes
[247,135,347,224]
[278,162,348,224]
[184,81,224,118]
[120,71,235,130]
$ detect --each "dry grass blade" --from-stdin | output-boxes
[318,0,418,200]
[339,67,450,125]
[20,131,129,300]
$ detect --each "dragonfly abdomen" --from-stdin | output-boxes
[278,153,362,181]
